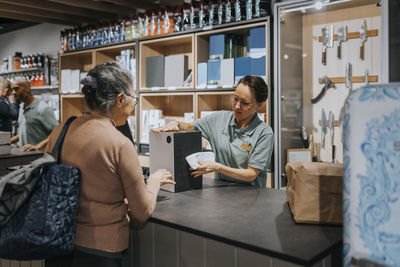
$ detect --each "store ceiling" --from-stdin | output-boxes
[0,0,185,31]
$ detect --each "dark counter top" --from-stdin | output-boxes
[0,147,42,159]
[151,179,342,266]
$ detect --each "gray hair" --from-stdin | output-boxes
[81,62,133,114]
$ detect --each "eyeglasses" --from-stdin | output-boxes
[232,96,255,109]
[125,92,138,105]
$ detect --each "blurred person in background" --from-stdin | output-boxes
[10,79,57,149]
[0,79,18,132]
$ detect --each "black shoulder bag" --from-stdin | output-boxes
[0,116,81,260]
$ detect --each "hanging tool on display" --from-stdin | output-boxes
[299,126,309,148]
[311,76,336,104]
[365,68,369,85]
[360,19,367,60]
[321,108,327,146]
[321,25,333,65]
[328,111,336,163]
[339,62,353,142]
[337,26,347,59]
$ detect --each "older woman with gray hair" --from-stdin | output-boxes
[45,62,174,267]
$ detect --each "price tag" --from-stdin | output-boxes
[196,85,207,89]
[167,86,177,91]
[207,85,218,89]
[151,87,160,91]
[222,85,233,88]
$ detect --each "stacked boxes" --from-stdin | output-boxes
[198,27,266,88]
[146,55,189,88]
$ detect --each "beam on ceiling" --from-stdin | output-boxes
[0,21,39,34]
[100,0,156,10]
[0,10,79,26]
[47,0,137,16]
[0,3,98,24]
[0,0,116,20]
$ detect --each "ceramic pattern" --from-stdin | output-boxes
[343,85,400,267]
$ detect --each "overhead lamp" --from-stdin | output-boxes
[284,0,352,13]
[314,1,324,10]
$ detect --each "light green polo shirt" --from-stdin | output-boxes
[194,110,274,187]
[18,99,58,147]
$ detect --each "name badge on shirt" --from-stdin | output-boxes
[240,143,252,151]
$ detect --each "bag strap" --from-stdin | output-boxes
[50,116,77,162]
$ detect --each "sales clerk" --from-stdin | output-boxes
[153,75,274,187]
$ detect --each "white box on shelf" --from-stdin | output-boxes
[60,69,71,93]
[70,69,80,93]
[220,58,234,87]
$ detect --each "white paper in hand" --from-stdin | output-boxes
[185,152,215,169]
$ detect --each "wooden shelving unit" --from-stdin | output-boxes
[59,18,270,144]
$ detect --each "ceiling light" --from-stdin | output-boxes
[314,1,323,9]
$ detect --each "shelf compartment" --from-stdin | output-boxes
[60,50,93,72]
[196,91,267,121]
[139,34,194,90]
[139,93,195,141]
[195,21,269,88]
[95,42,136,65]
[196,92,234,119]
[60,95,89,121]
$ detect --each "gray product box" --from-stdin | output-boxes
[220,58,234,87]
[146,56,165,87]
[164,55,188,87]
[149,131,202,193]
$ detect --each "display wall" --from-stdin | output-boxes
[0,23,66,59]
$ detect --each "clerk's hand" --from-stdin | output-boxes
[149,169,175,185]
[151,121,179,133]
[22,144,40,151]
[191,161,222,178]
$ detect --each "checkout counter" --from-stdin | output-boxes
[131,179,342,267]
[0,147,42,175]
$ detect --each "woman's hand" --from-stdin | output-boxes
[191,161,222,178]
[149,169,175,185]
[22,144,40,151]
[151,121,179,133]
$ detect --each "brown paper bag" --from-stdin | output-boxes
[285,162,343,224]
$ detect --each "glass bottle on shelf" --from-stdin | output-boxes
[13,52,22,71]
[217,0,223,25]
[156,9,162,35]
[174,7,182,32]
[60,31,65,51]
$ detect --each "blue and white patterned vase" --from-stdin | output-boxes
[343,84,400,267]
